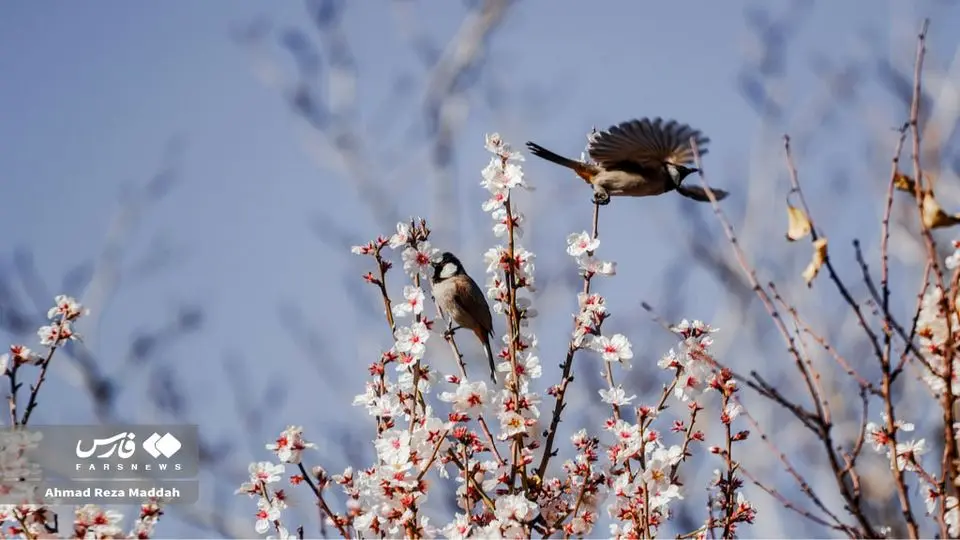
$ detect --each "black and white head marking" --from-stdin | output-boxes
[432,251,464,282]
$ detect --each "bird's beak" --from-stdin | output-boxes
[689,167,700,174]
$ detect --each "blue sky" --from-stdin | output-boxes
[2,1,959,537]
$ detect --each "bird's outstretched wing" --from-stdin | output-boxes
[676,185,729,202]
[587,118,710,167]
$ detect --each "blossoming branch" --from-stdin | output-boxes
[237,132,753,539]
[0,296,166,538]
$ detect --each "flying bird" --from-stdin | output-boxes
[526,117,728,205]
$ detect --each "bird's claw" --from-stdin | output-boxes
[443,325,462,339]
[592,191,611,206]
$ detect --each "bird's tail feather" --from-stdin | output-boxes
[481,337,498,384]
[525,141,596,184]
[525,142,582,170]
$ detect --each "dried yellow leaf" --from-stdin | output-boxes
[921,191,960,229]
[894,170,940,197]
[893,168,960,229]
[786,205,812,242]
[802,238,829,287]
[893,172,917,194]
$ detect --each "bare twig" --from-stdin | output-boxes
[20,317,70,426]
[536,202,601,482]
[296,463,350,538]
[691,138,879,537]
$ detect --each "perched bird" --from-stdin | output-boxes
[430,251,498,383]
[525,117,729,205]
